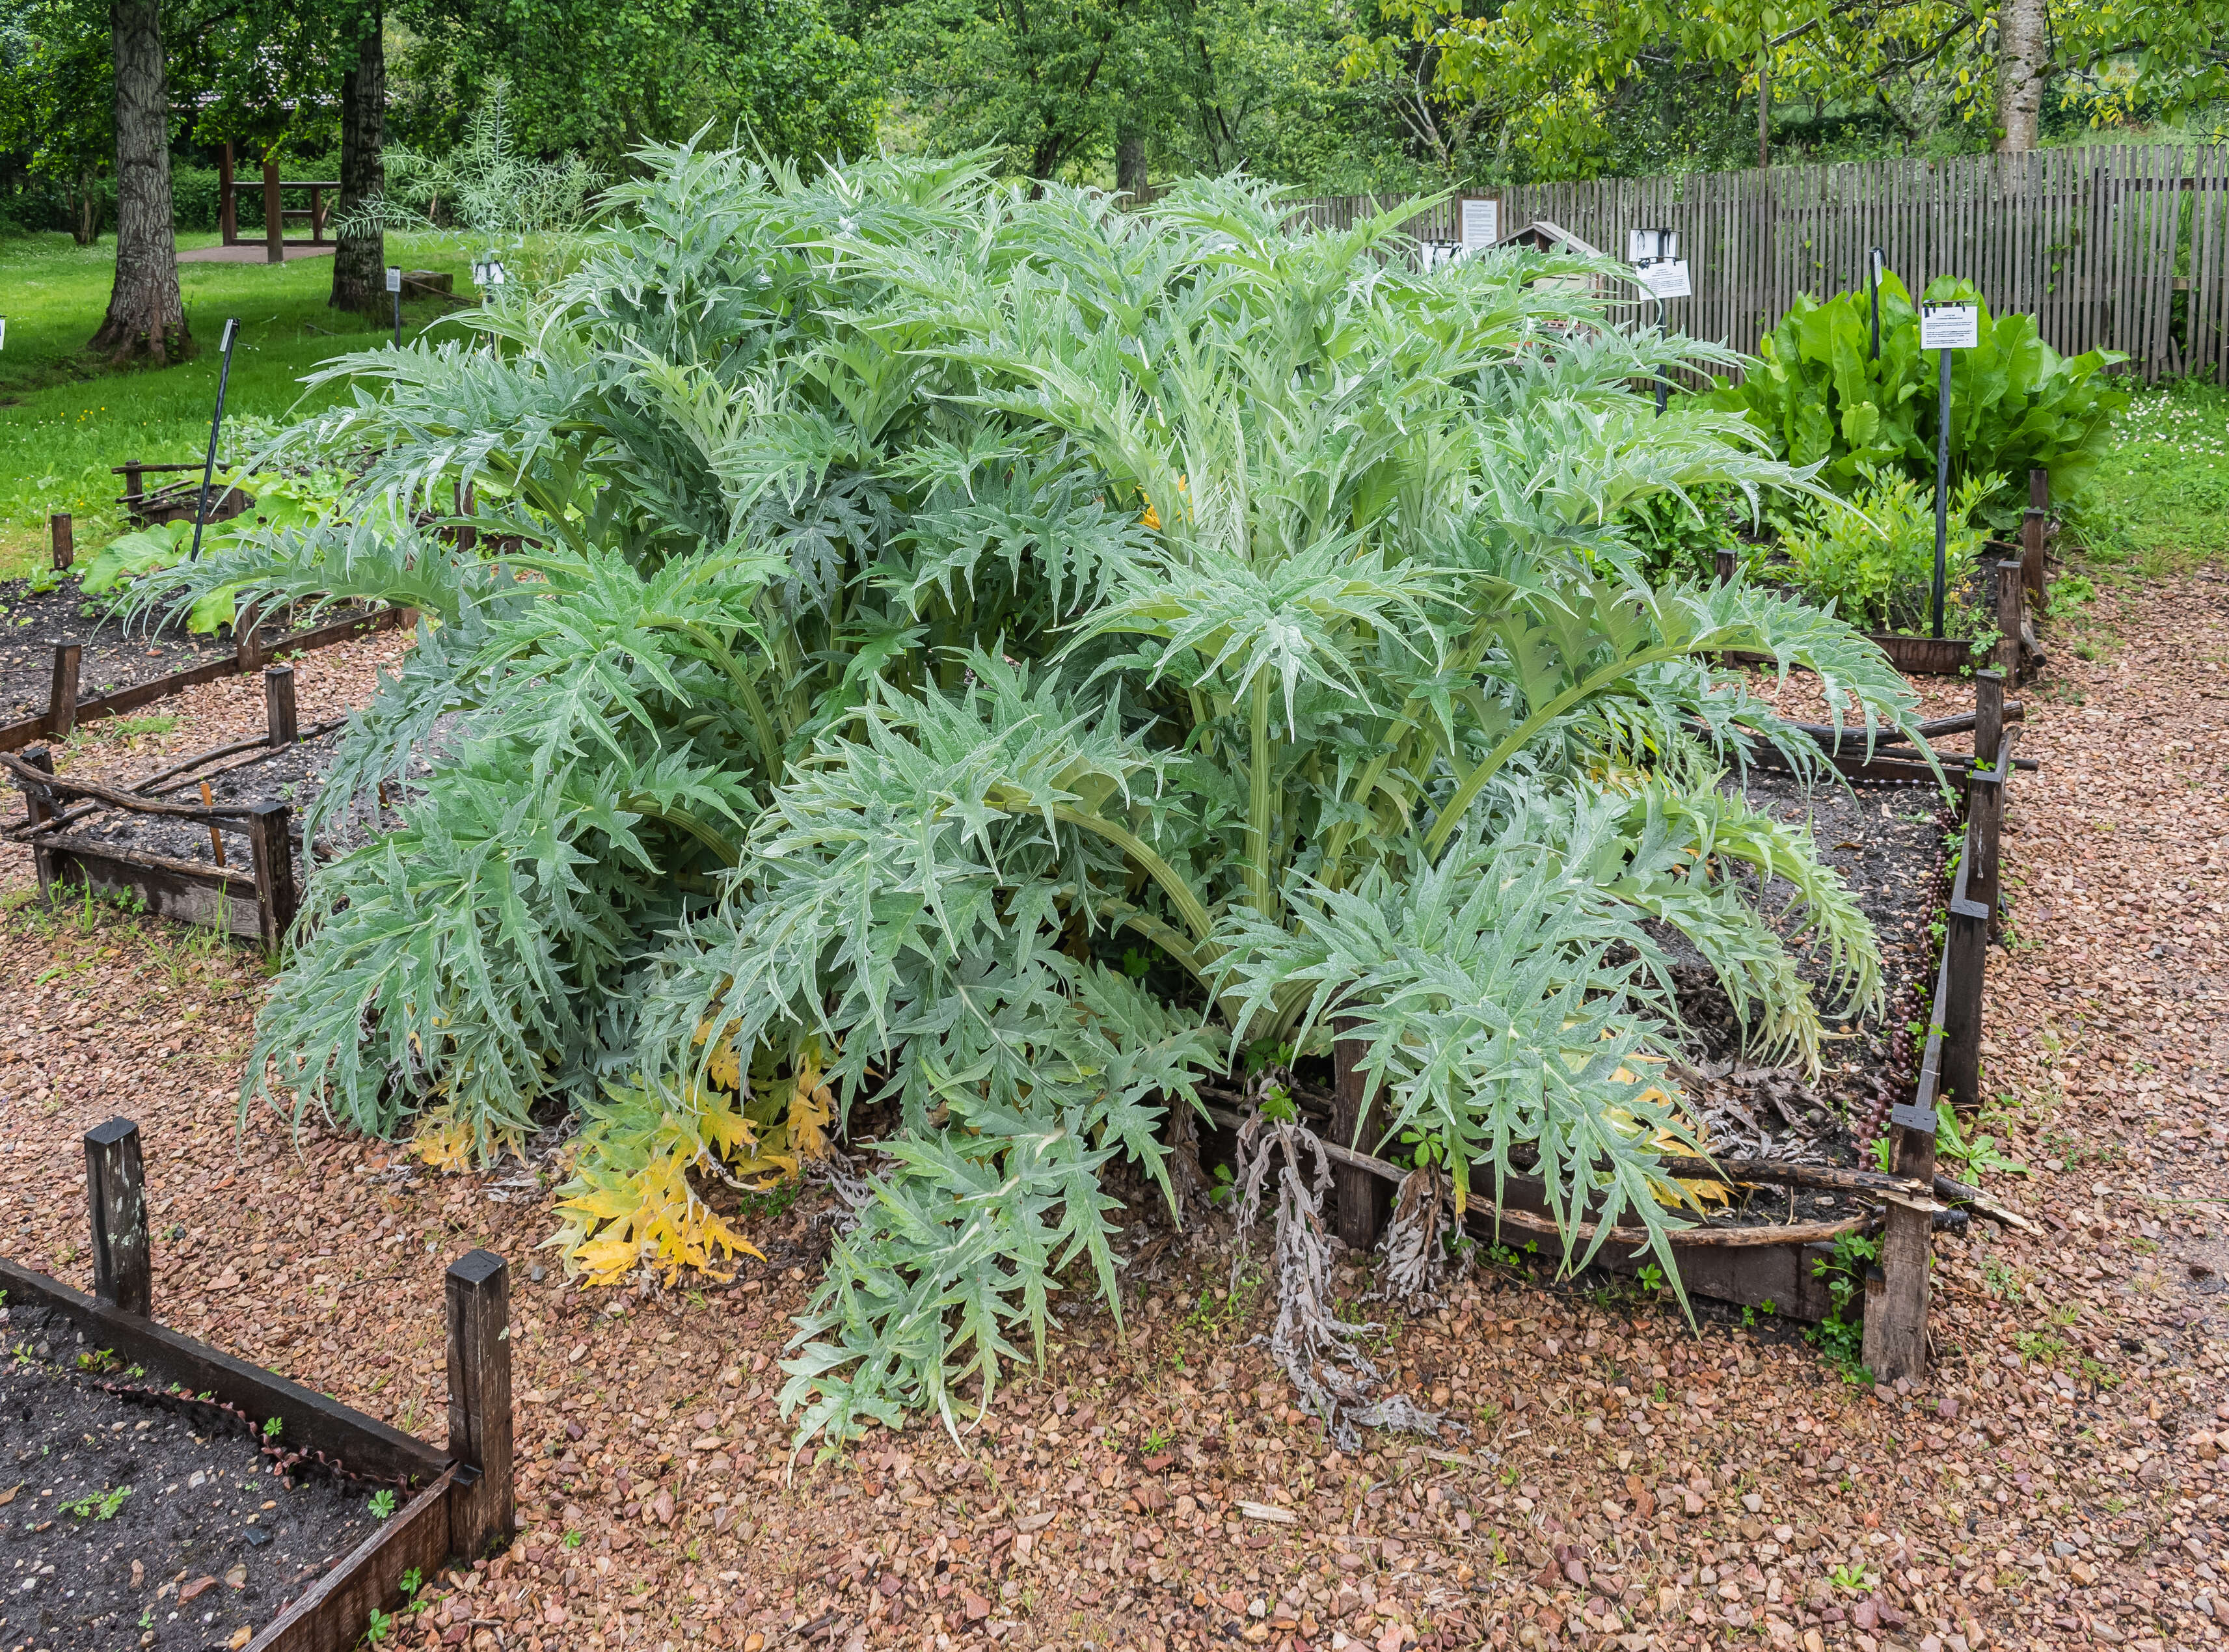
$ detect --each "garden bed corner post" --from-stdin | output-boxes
[83,1117,151,1318]
[18,746,57,900]
[444,1250,515,1561]
[1331,1016,1390,1251]
[49,643,80,739]
[245,801,297,955]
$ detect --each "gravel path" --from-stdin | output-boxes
[0,577,2217,1652]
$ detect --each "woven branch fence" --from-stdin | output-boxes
[1280,144,2229,383]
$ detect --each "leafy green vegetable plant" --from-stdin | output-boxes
[1706,268,2128,516]
[146,147,1925,1459]
[1757,465,1998,637]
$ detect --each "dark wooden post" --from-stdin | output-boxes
[445,1250,515,1560]
[455,479,477,553]
[20,745,57,901]
[219,142,237,243]
[1993,559,2025,681]
[244,802,297,954]
[84,1117,151,1318]
[1712,547,1737,586]
[123,459,144,511]
[1969,670,2006,941]
[264,664,297,748]
[2020,508,2046,607]
[1869,1005,1948,1385]
[262,156,284,265]
[2028,466,2049,512]
[1939,875,1990,1117]
[48,642,81,738]
[1331,1015,1390,1252]
[310,184,325,243]
[234,602,261,674]
[49,513,73,572]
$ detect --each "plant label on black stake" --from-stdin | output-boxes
[189,318,242,564]
[1867,248,1885,362]
[1919,301,1979,638]
[387,266,404,346]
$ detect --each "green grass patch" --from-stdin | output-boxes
[2070,375,2229,576]
[0,229,474,580]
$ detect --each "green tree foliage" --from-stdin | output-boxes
[873,0,1421,189]
[388,0,880,176]
[1704,269,2130,512]
[1352,0,2229,181]
[0,0,115,241]
[147,146,1924,1455]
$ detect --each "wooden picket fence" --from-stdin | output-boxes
[1278,144,2229,383]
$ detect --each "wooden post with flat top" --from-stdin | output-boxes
[48,643,80,738]
[264,664,297,748]
[445,1250,515,1560]
[84,1117,151,1318]
[244,802,297,954]
[20,745,57,900]
[49,513,72,572]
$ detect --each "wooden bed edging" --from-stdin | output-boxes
[249,1468,459,1652]
[0,604,411,755]
[0,1257,448,1488]
[2,1115,515,1651]
[9,666,316,951]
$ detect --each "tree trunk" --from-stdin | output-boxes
[71,159,101,246]
[331,5,385,315]
[1756,51,1771,171]
[89,0,189,363]
[1116,127,1147,201]
[1995,0,2048,152]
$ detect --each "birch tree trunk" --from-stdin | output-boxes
[89,0,189,363]
[1995,0,2048,152]
[331,5,386,316]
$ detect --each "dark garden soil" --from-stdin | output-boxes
[74,733,343,882]
[0,578,231,727]
[0,1305,377,1652]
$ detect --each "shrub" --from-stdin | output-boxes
[1757,465,1999,638]
[1706,269,2129,518]
[144,146,1925,1457]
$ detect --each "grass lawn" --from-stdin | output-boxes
[2075,375,2229,575]
[0,229,473,579]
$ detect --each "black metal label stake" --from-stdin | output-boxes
[189,317,241,563]
[388,265,403,346]
[1867,247,1885,361]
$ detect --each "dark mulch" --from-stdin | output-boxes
[0,578,230,727]
[74,733,342,882]
[0,1307,378,1652]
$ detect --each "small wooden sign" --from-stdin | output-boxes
[1919,303,1979,349]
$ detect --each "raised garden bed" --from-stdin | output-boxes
[0,670,353,951]
[1211,673,2031,1371]
[0,1117,512,1652]
[0,567,408,756]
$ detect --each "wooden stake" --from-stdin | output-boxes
[2020,507,2046,606]
[20,746,57,901]
[49,513,73,572]
[245,801,296,955]
[264,664,297,748]
[1331,1014,1390,1252]
[1993,558,2025,681]
[201,781,225,869]
[445,1249,515,1560]
[83,1117,151,1318]
[47,643,79,739]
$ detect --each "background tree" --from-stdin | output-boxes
[88,0,188,361]
[0,0,116,244]
[331,1,385,313]
[387,0,880,176]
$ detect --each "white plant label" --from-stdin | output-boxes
[1636,259,1692,299]
[472,262,487,286]
[385,266,403,293]
[1459,196,1500,252]
[485,260,508,286]
[0,317,7,351]
[1920,303,1979,349]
